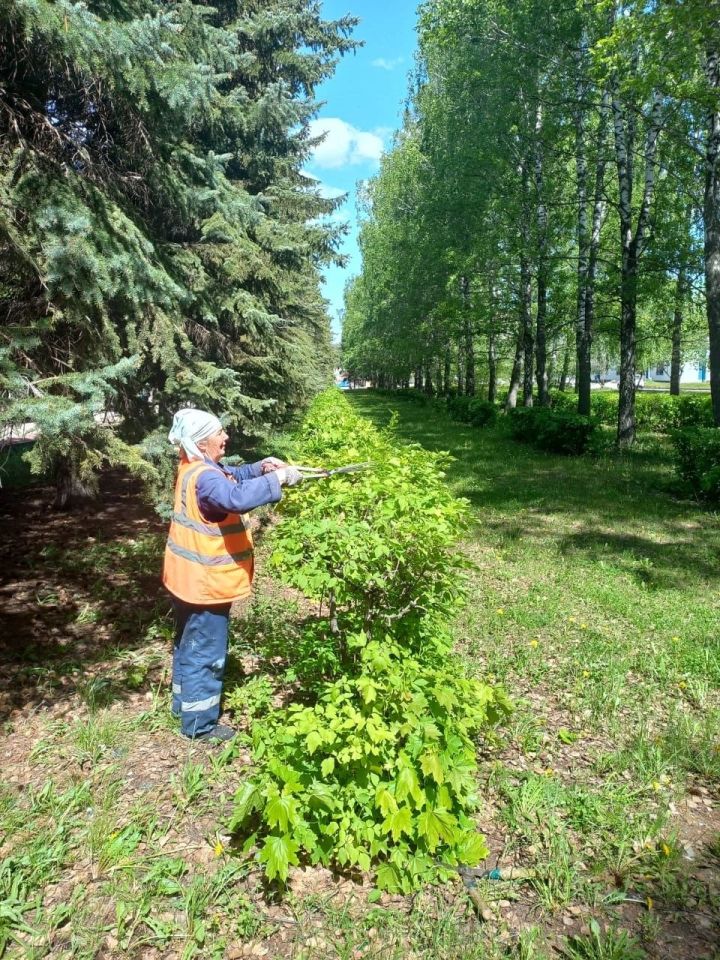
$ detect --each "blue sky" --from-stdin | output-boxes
[305,1,420,338]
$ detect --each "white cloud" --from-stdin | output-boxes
[316,183,347,201]
[307,118,385,169]
[301,171,348,201]
[371,56,404,71]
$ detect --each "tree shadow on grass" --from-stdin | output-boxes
[348,394,720,592]
[0,471,171,721]
[557,528,720,591]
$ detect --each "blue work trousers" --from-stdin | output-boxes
[170,598,231,738]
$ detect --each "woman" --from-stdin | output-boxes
[163,408,301,741]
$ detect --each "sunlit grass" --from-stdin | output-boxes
[3,393,718,960]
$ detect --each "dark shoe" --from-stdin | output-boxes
[193,723,236,743]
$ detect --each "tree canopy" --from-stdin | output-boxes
[343,0,719,444]
[0,0,357,503]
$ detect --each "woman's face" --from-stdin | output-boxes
[200,428,229,462]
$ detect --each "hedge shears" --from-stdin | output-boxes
[294,462,372,480]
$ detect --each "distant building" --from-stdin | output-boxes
[591,360,709,387]
[643,361,709,384]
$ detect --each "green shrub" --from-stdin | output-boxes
[225,675,274,723]
[506,407,540,443]
[447,396,497,427]
[672,427,720,501]
[508,407,596,455]
[0,442,36,488]
[549,390,714,432]
[371,388,428,405]
[230,390,510,892]
[672,394,715,429]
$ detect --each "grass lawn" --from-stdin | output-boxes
[641,382,711,392]
[1,395,718,959]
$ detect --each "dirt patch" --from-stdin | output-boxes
[0,471,168,721]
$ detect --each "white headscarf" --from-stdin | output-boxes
[168,408,223,462]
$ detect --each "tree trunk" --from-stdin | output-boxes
[705,45,720,424]
[559,338,572,392]
[414,366,423,391]
[443,350,451,397]
[487,277,497,403]
[612,85,663,446]
[505,331,523,411]
[520,250,533,407]
[576,74,609,416]
[460,275,475,395]
[574,35,591,414]
[487,331,497,404]
[617,245,638,445]
[520,159,534,407]
[456,343,464,395]
[534,104,549,405]
[53,456,96,510]
[670,265,686,396]
[424,361,433,396]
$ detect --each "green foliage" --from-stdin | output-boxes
[1,0,357,504]
[671,427,720,502]
[447,396,497,428]
[1,358,159,504]
[372,389,430,406]
[0,441,34,489]
[342,0,711,445]
[225,675,274,724]
[508,408,597,456]
[230,390,510,890]
[551,391,714,433]
[559,920,646,960]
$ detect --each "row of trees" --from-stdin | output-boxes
[0,0,355,503]
[342,0,720,445]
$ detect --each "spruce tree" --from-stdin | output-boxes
[0,0,356,504]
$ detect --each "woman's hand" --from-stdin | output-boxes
[261,456,286,474]
[275,467,303,487]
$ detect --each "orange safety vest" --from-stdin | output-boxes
[162,459,254,605]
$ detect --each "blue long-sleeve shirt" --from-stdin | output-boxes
[195,458,282,522]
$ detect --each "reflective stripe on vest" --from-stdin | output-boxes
[171,512,247,537]
[162,459,255,605]
[166,538,253,566]
[177,463,247,534]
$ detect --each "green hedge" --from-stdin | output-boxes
[508,407,597,455]
[446,396,497,427]
[672,427,720,502]
[0,441,37,489]
[550,390,714,432]
[370,388,429,405]
[230,390,510,891]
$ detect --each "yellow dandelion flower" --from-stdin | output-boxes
[678,681,687,689]
[582,670,590,678]
[214,841,225,857]
[652,780,661,791]
[646,896,653,911]
[671,636,680,643]
[580,623,588,630]
[661,842,672,857]
[530,639,539,648]
[496,608,505,615]
[568,616,577,623]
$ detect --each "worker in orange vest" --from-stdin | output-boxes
[163,408,302,741]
